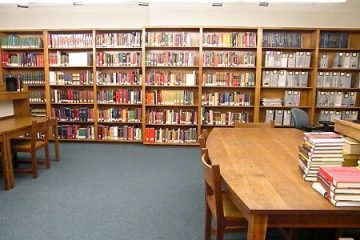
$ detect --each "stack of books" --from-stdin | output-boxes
[298,132,345,181]
[343,137,360,167]
[312,166,360,207]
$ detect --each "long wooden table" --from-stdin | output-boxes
[207,128,360,240]
[0,116,59,190]
[335,119,360,142]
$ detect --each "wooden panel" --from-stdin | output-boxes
[335,119,360,141]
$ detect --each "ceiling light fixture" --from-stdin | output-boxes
[138,1,149,6]
[212,2,223,6]
[16,4,28,8]
[259,1,269,6]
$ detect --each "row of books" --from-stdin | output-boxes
[144,127,197,143]
[284,90,301,106]
[50,89,94,103]
[48,51,93,67]
[262,70,308,87]
[316,91,357,107]
[317,71,358,88]
[97,70,141,86]
[265,109,294,126]
[318,110,359,122]
[319,32,349,49]
[98,125,142,141]
[202,109,250,126]
[319,52,359,69]
[96,51,141,67]
[262,31,302,48]
[97,89,142,104]
[264,51,311,68]
[261,98,283,106]
[57,124,95,140]
[145,32,195,47]
[49,71,93,85]
[1,34,43,48]
[30,108,47,117]
[145,71,196,86]
[313,166,360,207]
[146,90,195,105]
[48,33,93,48]
[202,72,255,87]
[203,51,255,67]
[146,109,198,125]
[98,108,142,123]
[145,51,195,66]
[202,32,256,48]
[202,91,251,107]
[8,72,45,85]
[1,52,44,67]
[299,132,345,182]
[52,107,95,122]
[96,32,141,48]
[29,90,45,103]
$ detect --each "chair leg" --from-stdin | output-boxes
[44,144,50,169]
[205,204,212,240]
[215,223,224,240]
[31,151,38,178]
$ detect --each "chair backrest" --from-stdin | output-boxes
[290,108,309,130]
[198,129,209,149]
[30,118,50,149]
[234,120,275,128]
[201,151,224,223]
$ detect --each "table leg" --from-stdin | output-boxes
[247,215,268,240]
[1,135,14,190]
[53,121,59,161]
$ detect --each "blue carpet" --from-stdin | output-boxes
[3,143,354,240]
[1,143,250,240]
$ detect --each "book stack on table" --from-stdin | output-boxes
[312,166,360,207]
[298,132,345,182]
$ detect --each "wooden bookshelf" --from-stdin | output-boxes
[0,30,46,118]
[0,27,359,145]
[95,29,143,142]
[316,29,360,124]
[201,27,257,130]
[259,28,318,127]
[143,27,200,145]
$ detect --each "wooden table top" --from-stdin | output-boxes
[207,128,360,215]
[0,117,33,135]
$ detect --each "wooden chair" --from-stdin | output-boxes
[11,118,50,178]
[201,151,247,240]
[234,120,275,128]
[198,129,209,149]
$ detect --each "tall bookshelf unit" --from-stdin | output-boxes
[259,28,317,127]
[0,30,45,117]
[47,30,95,140]
[316,30,360,123]
[1,27,359,145]
[95,29,143,143]
[143,27,200,145]
[201,27,257,129]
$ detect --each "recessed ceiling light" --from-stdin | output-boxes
[212,2,223,6]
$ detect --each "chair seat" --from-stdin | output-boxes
[222,192,247,226]
[12,139,47,152]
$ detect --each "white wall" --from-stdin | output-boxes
[0,0,360,29]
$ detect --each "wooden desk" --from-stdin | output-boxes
[0,116,59,190]
[335,119,360,142]
[0,117,33,189]
[207,128,360,240]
